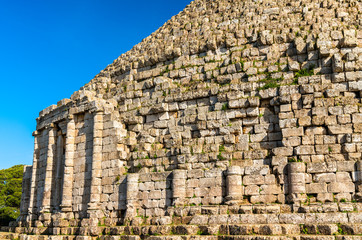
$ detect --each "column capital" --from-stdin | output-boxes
[288,162,306,173]
[227,166,242,175]
[32,130,40,137]
[127,173,140,182]
[173,169,187,179]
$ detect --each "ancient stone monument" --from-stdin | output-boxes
[8,0,362,239]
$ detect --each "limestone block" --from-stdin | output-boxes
[298,116,311,126]
[243,175,264,185]
[349,80,362,91]
[354,122,362,132]
[336,172,352,182]
[250,194,277,204]
[306,183,328,193]
[282,128,304,138]
[342,30,358,47]
[294,145,315,155]
[264,174,276,185]
[272,147,293,156]
[353,113,362,124]
[313,173,336,183]
[328,182,355,193]
[328,124,353,134]
[307,162,337,173]
[259,184,282,195]
[205,169,223,178]
[288,59,300,71]
[250,133,267,142]
[245,185,260,196]
[317,193,334,203]
[289,162,305,173]
[200,178,219,188]
[338,115,351,124]
[244,165,269,175]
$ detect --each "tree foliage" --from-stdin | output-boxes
[0,164,24,226]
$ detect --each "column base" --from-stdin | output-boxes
[225,197,245,206]
[87,202,99,210]
[288,193,307,204]
[39,206,51,213]
[172,198,186,207]
[125,203,139,220]
[87,209,104,219]
[60,204,72,213]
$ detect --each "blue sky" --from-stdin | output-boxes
[0,0,192,170]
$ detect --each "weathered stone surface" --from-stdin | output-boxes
[13,0,362,238]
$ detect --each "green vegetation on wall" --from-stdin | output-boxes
[0,164,23,226]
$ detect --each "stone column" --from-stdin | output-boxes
[288,162,306,204]
[225,166,243,205]
[60,117,75,213]
[19,165,32,221]
[28,131,40,219]
[172,170,187,206]
[355,160,362,201]
[41,125,57,213]
[88,112,103,218]
[125,173,139,219]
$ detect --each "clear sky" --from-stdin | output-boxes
[0,0,192,170]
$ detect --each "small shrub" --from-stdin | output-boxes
[221,103,228,111]
[294,64,315,84]
[337,223,346,235]
[219,145,225,152]
[258,81,280,90]
[300,224,308,234]
[115,175,120,182]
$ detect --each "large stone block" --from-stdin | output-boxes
[328,182,355,193]
[282,128,304,138]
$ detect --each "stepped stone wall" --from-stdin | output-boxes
[8,0,362,238]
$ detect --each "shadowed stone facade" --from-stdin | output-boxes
[6,0,362,239]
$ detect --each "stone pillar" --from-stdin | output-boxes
[225,166,243,205]
[88,112,103,218]
[60,117,75,213]
[41,125,57,213]
[28,132,40,219]
[19,166,32,221]
[125,173,139,219]
[172,170,187,206]
[288,162,306,204]
[355,160,362,201]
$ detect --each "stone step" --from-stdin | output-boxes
[41,212,361,228]
[16,235,362,240]
[0,232,19,240]
[15,223,362,237]
[145,236,362,240]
